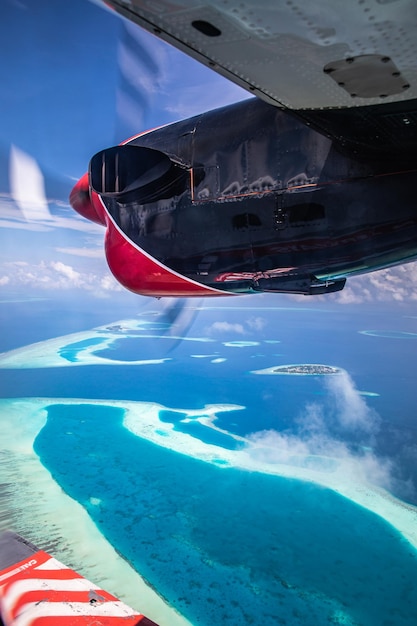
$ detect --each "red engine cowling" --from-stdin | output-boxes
[70,156,230,297]
[70,172,107,226]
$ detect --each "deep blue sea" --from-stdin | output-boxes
[1,296,417,625]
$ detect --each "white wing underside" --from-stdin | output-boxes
[104,0,417,110]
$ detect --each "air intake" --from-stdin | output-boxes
[89,145,188,204]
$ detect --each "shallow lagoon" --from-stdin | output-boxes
[1,303,417,626]
[33,401,417,626]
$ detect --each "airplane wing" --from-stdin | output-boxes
[103,0,417,110]
[0,531,159,626]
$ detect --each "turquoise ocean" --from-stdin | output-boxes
[1,298,417,625]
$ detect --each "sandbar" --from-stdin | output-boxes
[0,318,214,369]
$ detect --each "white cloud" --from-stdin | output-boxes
[0,197,103,235]
[0,276,10,286]
[248,429,310,465]
[285,262,417,305]
[206,316,268,336]
[1,260,122,296]
[322,370,378,434]
[246,316,267,331]
[366,264,417,302]
[0,218,51,233]
[100,274,120,291]
[55,247,103,258]
[247,371,392,490]
[207,321,246,335]
[50,261,82,286]
[326,262,417,304]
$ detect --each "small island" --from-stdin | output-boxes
[274,364,341,375]
[252,363,341,376]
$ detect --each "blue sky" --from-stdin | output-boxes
[0,0,247,301]
[1,0,417,308]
